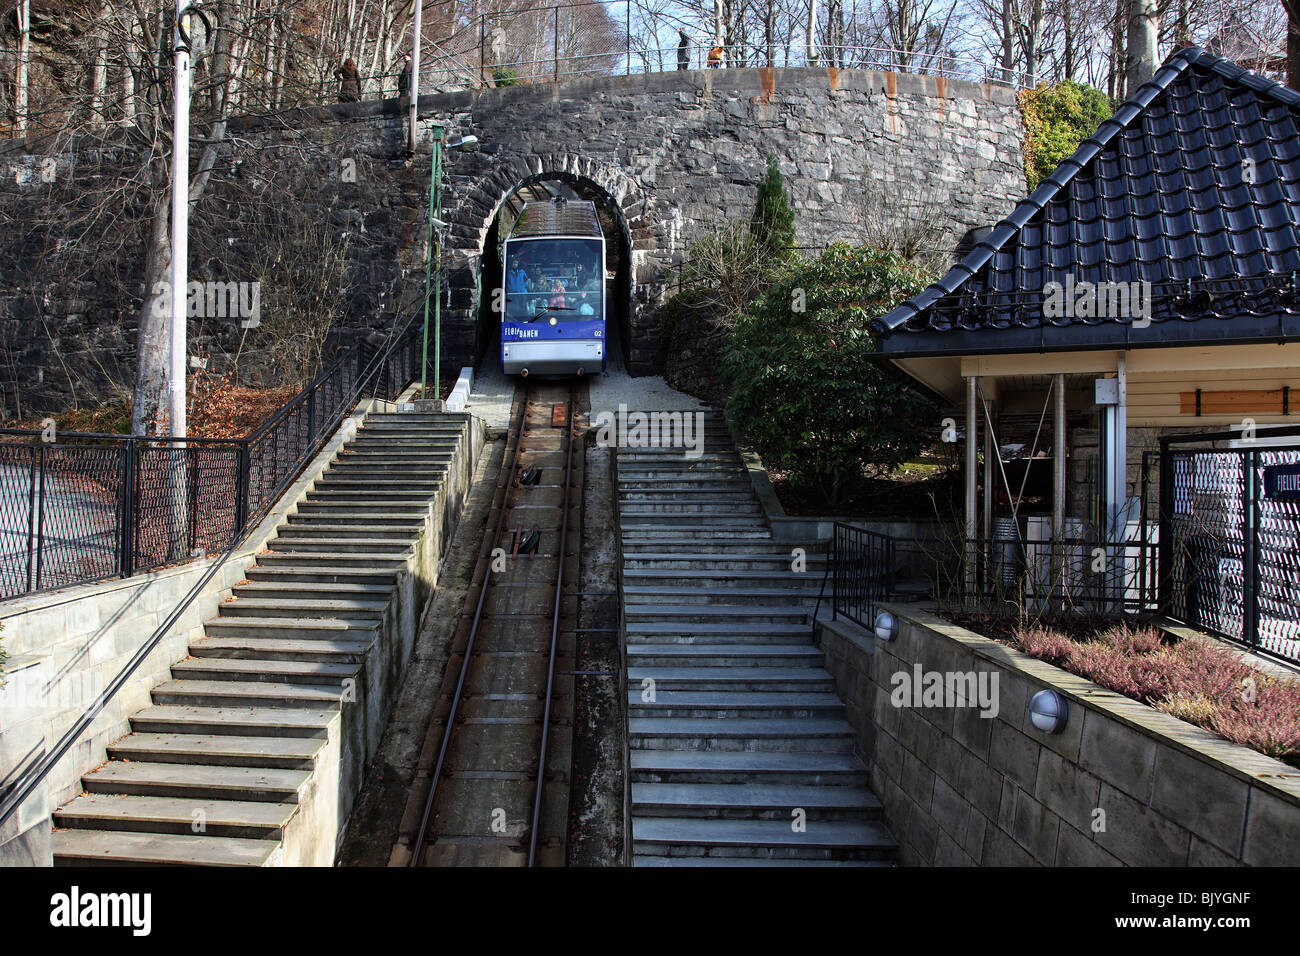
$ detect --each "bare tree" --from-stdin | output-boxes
[1126,0,1159,86]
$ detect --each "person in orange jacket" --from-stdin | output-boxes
[707,44,724,68]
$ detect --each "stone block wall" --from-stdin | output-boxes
[818,604,1300,866]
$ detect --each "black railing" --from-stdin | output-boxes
[0,312,425,833]
[0,321,421,601]
[957,529,1160,616]
[830,522,896,629]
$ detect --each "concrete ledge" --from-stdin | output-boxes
[445,367,474,413]
[816,602,1300,866]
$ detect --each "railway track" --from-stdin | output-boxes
[396,381,584,866]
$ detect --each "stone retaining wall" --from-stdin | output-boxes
[817,604,1300,866]
[2,68,1026,415]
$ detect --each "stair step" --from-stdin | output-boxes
[217,596,388,620]
[625,587,818,606]
[632,781,879,814]
[269,537,415,554]
[631,817,895,855]
[205,616,378,640]
[627,622,813,644]
[171,656,359,686]
[627,608,810,627]
[629,691,845,719]
[627,644,822,666]
[285,513,427,528]
[631,749,863,775]
[633,855,890,867]
[232,581,393,600]
[629,717,853,740]
[189,635,373,664]
[81,760,311,803]
[52,829,281,867]
[108,732,324,770]
[54,793,299,840]
[131,705,335,738]
[276,523,420,539]
[254,552,409,569]
[150,678,345,710]
[628,666,832,692]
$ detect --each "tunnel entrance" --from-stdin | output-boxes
[476,175,633,373]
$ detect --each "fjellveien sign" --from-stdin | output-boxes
[1263,463,1300,500]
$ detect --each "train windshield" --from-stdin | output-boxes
[504,238,603,323]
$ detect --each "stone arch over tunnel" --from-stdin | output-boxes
[443,154,659,376]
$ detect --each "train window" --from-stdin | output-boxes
[504,238,603,322]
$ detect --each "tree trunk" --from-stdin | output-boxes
[1289,4,1300,91]
[1063,0,1075,81]
[1022,0,1045,86]
[1001,0,1015,84]
[806,0,819,65]
[15,0,30,136]
[91,8,108,126]
[133,174,174,436]
[1125,0,1158,90]
[764,0,775,66]
[1110,0,1128,101]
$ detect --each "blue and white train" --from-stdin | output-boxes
[501,199,606,377]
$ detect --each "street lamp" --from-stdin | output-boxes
[420,128,478,402]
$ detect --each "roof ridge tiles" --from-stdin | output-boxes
[872,46,1300,350]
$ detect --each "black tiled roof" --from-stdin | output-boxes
[872,47,1300,357]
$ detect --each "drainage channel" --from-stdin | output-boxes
[395,381,585,866]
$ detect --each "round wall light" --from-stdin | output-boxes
[1027,689,1069,734]
[873,611,898,642]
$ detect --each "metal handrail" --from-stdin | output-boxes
[0,311,423,833]
[607,436,633,867]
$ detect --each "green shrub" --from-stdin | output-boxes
[493,68,519,87]
[750,152,796,258]
[669,223,791,323]
[722,244,936,506]
[1019,81,1113,190]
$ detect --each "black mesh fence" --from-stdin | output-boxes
[0,442,124,598]
[0,318,421,601]
[1160,433,1300,665]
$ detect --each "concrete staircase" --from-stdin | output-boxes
[617,413,897,866]
[50,413,467,866]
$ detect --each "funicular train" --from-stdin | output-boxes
[501,198,607,377]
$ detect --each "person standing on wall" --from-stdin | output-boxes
[336,58,362,102]
[397,53,412,99]
[677,29,690,70]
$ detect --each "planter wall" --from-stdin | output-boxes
[816,604,1300,866]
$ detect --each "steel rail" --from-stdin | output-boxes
[527,381,578,866]
[408,385,528,865]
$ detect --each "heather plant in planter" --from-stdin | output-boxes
[1009,622,1300,764]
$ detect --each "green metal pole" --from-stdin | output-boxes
[434,138,443,402]
[420,123,444,400]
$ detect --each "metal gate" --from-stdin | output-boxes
[1158,427,1300,664]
